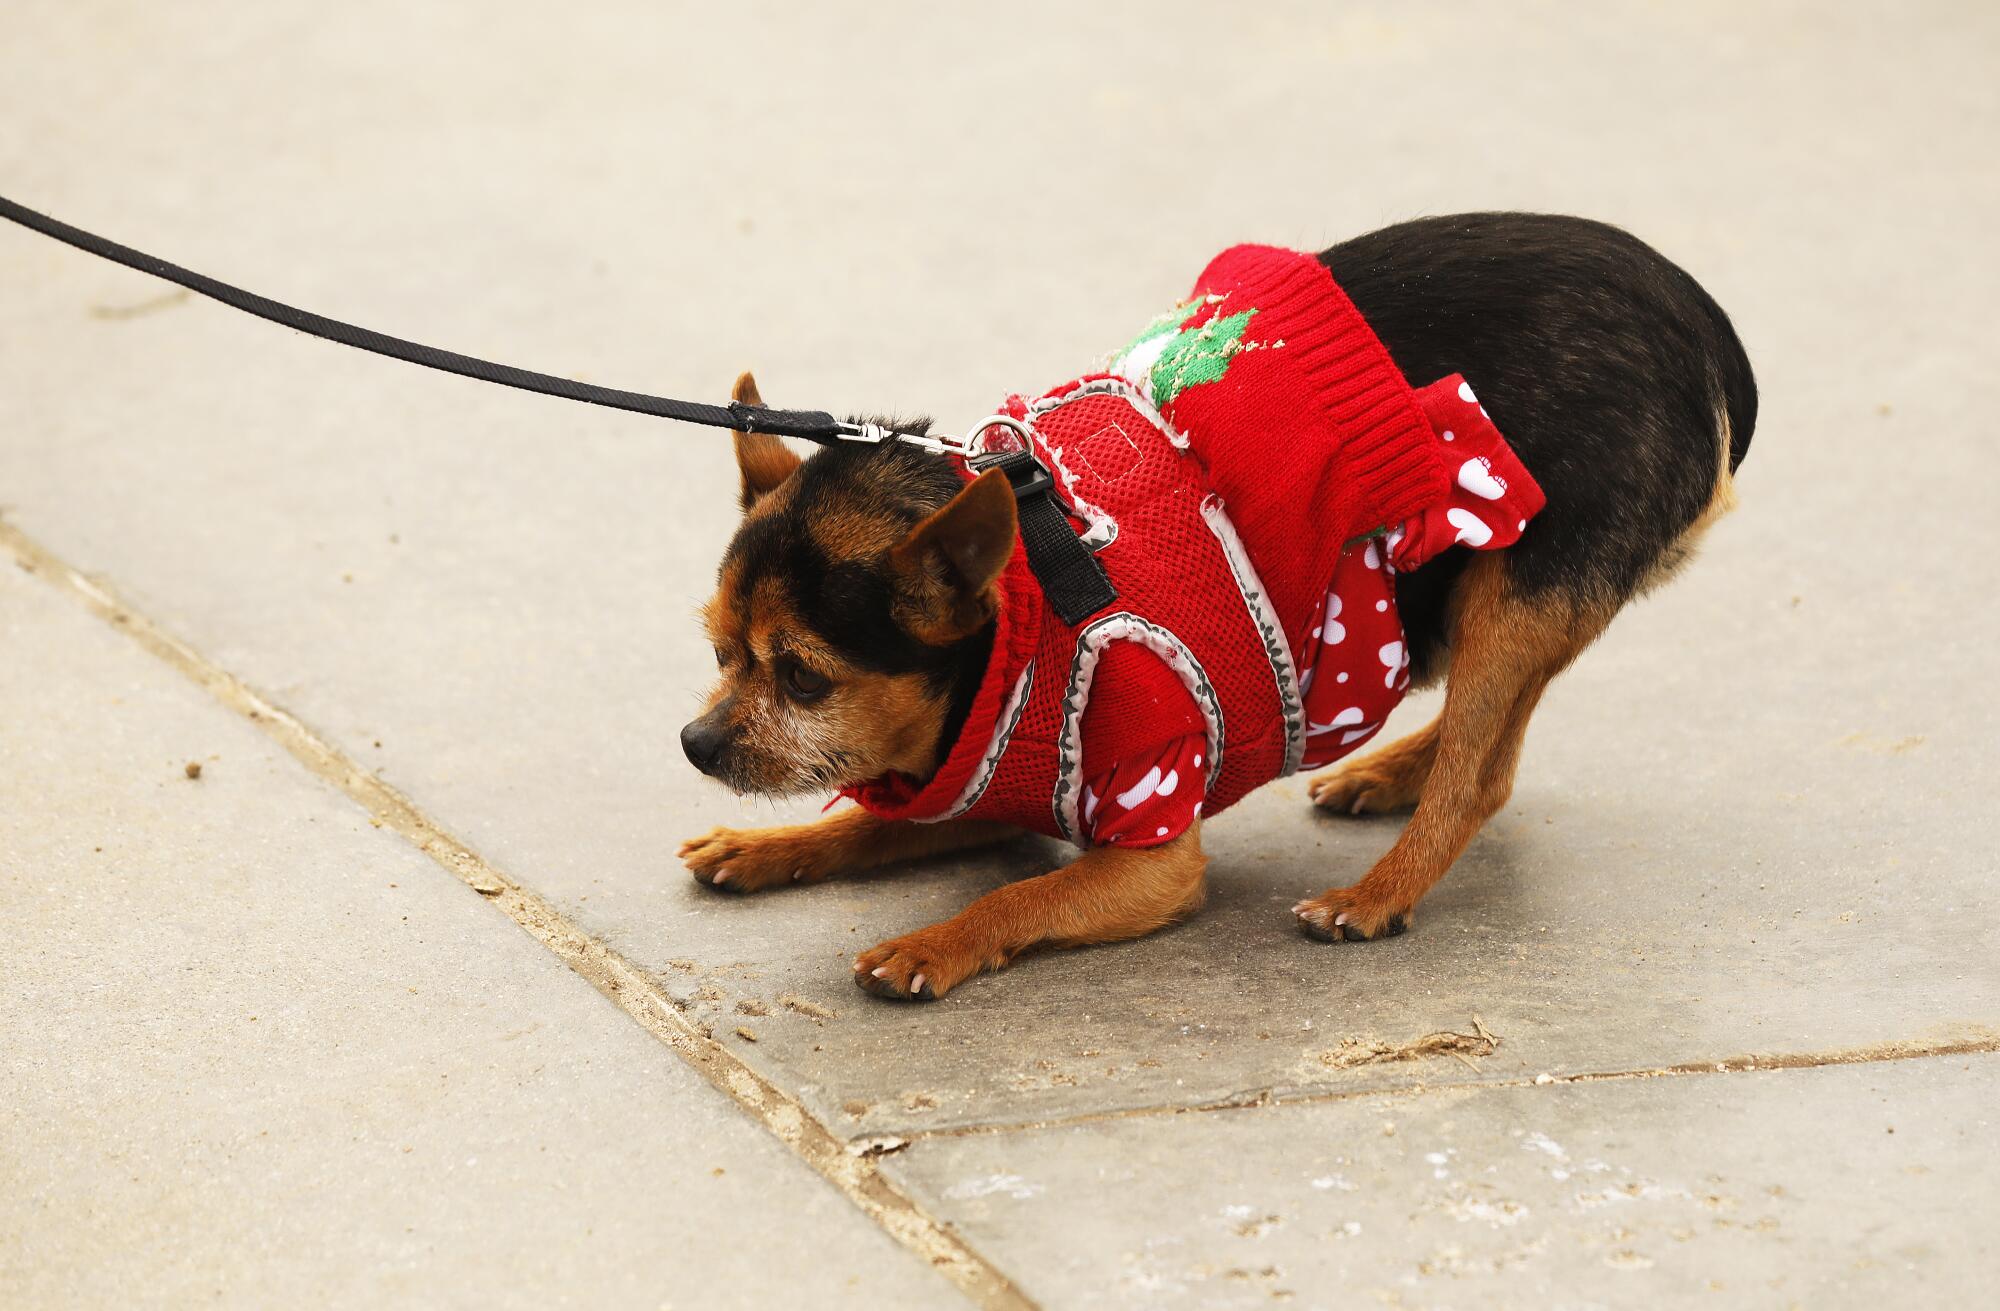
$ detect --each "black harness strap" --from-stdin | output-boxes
[972,450,1117,625]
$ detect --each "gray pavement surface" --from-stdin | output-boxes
[0,565,957,1307]
[5,1,1999,1306]
[887,1054,2000,1307]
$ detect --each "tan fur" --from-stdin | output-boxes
[810,504,907,563]
[838,669,954,777]
[888,469,1017,643]
[692,395,1016,797]
[852,820,1208,999]
[1313,409,1737,827]
[730,372,802,508]
[1306,715,1440,815]
[698,574,949,792]
[1638,408,1739,595]
[679,808,1012,893]
[688,370,1745,993]
[686,808,1205,999]
[1295,556,1615,940]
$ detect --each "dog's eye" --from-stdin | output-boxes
[782,661,830,703]
[714,646,732,669]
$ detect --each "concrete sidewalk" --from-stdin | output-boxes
[5,2,1998,1306]
[0,550,960,1306]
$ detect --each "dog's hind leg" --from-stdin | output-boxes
[853,820,1208,1000]
[1306,714,1441,815]
[680,808,1013,894]
[1293,557,1609,941]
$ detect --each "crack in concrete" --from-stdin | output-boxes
[13,513,1997,1300]
[887,1031,2000,1145]
[1,521,1033,1311]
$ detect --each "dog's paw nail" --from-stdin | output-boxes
[1334,912,1349,926]
[791,869,804,882]
[911,973,927,994]
[872,966,890,978]
[710,867,732,884]
[1350,797,1366,815]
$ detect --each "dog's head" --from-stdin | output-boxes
[681,373,1014,796]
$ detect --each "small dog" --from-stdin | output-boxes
[678,213,1755,1000]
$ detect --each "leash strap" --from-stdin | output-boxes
[971,450,1117,625]
[0,192,1119,616]
[0,193,844,441]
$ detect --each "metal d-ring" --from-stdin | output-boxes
[954,414,1031,456]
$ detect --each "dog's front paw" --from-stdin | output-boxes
[1306,761,1422,815]
[853,928,980,1002]
[1293,886,1410,942]
[678,825,830,894]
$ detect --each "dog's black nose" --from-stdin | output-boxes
[680,716,730,775]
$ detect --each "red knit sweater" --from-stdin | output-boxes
[852,246,1476,840]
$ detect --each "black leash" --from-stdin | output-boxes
[0,193,855,442]
[0,192,1117,622]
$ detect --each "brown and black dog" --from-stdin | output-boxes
[678,213,1756,1000]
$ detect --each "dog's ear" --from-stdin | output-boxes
[889,468,1018,643]
[731,371,801,511]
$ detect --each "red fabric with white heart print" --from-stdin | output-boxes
[849,246,1543,849]
[1079,374,1543,846]
[1295,373,1543,770]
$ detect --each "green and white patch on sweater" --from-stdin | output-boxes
[1112,296,1260,410]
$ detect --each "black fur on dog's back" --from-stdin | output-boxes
[1321,213,1757,682]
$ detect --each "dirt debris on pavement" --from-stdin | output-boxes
[1315,1019,1500,1071]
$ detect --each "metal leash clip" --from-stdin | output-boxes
[833,419,962,456]
[836,415,1028,460]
